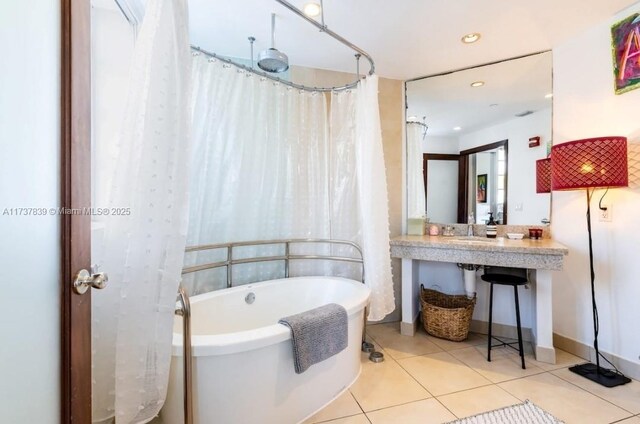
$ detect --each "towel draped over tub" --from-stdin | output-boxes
[278,303,349,374]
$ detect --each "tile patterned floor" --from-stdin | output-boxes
[303,322,640,424]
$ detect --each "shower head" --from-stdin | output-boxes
[258,13,289,73]
[258,48,289,73]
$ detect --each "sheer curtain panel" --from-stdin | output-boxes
[91,0,191,422]
[353,76,395,321]
[407,123,426,219]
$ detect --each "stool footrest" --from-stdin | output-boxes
[489,336,522,353]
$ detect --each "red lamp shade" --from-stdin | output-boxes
[551,136,628,191]
[536,158,551,193]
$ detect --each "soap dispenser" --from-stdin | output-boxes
[486,212,497,239]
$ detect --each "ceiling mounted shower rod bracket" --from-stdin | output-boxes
[273,0,375,76]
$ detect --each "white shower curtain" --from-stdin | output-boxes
[186,56,394,320]
[185,56,332,292]
[353,76,395,320]
[91,0,191,422]
[407,122,426,219]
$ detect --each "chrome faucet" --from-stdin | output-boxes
[467,213,474,236]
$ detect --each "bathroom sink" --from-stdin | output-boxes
[447,236,497,244]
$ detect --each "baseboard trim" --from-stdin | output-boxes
[553,333,640,381]
[400,319,418,336]
[535,344,556,364]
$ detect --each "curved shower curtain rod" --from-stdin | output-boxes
[191,0,376,93]
[406,121,428,129]
[406,120,428,140]
[274,0,375,76]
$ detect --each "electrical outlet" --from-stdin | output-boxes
[599,204,612,222]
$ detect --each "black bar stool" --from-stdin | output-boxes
[481,267,528,369]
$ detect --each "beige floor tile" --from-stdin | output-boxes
[436,385,520,418]
[349,357,431,412]
[320,414,371,424]
[552,367,640,414]
[367,327,443,360]
[398,351,492,396]
[449,346,545,383]
[614,417,640,423]
[474,335,535,354]
[537,349,585,371]
[499,372,632,423]
[426,332,488,352]
[304,391,363,423]
[366,322,401,338]
[500,347,584,371]
[473,343,522,360]
[366,398,456,424]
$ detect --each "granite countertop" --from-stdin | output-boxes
[390,235,569,256]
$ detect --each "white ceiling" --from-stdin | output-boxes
[407,52,553,137]
[187,0,636,80]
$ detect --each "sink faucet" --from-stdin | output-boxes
[467,213,474,236]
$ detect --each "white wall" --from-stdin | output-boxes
[459,108,552,225]
[552,2,640,370]
[423,135,459,154]
[0,1,60,423]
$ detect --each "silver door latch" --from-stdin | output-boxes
[73,269,108,295]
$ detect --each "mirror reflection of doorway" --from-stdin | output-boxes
[423,154,462,223]
[422,139,508,225]
[462,140,508,224]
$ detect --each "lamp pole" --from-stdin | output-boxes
[568,188,630,387]
[585,189,600,371]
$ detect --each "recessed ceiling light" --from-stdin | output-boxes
[470,81,485,87]
[453,126,462,131]
[489,103,499,107]
[461,33,481,44]
[545,93,553,99]
[303,2,322,17]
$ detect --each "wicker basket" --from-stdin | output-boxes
[419,285,476,342]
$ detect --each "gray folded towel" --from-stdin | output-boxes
[278,303,348,374]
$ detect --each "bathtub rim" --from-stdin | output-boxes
[171,276,371,357]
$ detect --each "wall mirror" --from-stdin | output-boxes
[406,51,552,226]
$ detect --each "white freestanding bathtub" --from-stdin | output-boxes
[161,276,371,424]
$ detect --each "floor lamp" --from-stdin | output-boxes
[551,136,631,388]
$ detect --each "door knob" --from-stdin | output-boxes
[73,269,108,295]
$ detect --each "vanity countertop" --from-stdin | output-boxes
[390,235,568,270]
[391,235,569,256]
